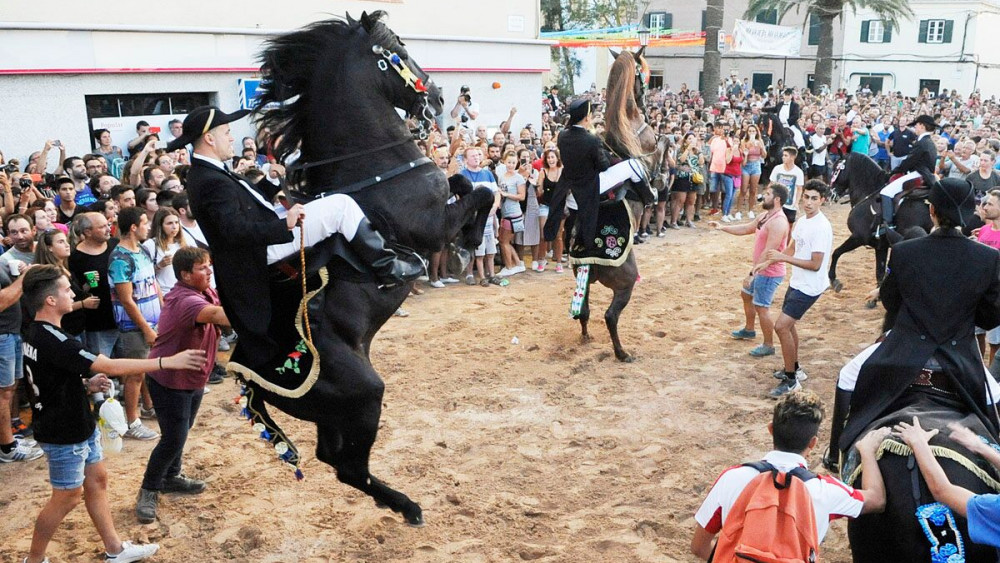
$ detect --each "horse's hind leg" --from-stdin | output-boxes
[575,267,592,341]
[312,357,423,526]
[606,283,635,362]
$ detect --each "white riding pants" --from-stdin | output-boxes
[837,338,1000,403]
[599,158,646,194]
[879,170,921,199]
[266,194,366,264]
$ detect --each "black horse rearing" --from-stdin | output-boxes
[236,12,495,526]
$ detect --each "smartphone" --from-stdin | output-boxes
[150,126,161,134]
[154,140,168,150]
[51,140,61,147]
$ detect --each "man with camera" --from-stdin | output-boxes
[450,85,480,128]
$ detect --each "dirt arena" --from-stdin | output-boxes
[0,203,887,562]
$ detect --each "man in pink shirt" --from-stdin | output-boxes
[136,247,229,524]
[976,189,1000,359]
[710,183,790,359]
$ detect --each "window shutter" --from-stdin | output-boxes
[701,10,707,31]
[664,13,673,31]
[918,20,928,43]
[883,22,892,42]
[861,20,870,43]
[643,13,650,27]
[943,20,954,43]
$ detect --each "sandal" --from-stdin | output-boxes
[489,276,503,285]
[480,279,490,287]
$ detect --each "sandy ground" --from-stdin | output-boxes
[0,203,888,562]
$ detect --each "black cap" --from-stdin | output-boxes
[166,105,251,152]
[907,114,939,131]
[567,98,591,125]
[928,177,976,228]
[460,85,471,93]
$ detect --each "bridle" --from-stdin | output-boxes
[282,41,437,202]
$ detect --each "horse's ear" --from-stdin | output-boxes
[636,46,646,59]
[609,48,621,60]
[345,12,357,26]
[360,11,374,32]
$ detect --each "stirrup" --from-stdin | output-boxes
[821,447,840,474]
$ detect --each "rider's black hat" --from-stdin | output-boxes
[907,114,939,131]
[166,105,251,152]
[567,98,591,125]
[929,177,977,228]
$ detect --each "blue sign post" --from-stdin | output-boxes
[238,78,262,110]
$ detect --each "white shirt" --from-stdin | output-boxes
[810,132,828,166]
[769,164,805,210]
[789,211,833,296]
[695,450,864,541]
[778,104,791,127]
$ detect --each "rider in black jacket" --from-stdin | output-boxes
[878,115,939,235]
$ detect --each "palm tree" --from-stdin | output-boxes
[744,0,912,92]
[703,0,725,99]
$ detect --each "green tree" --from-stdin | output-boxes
[541,0,653,93]
[744,0,912,91]
[703,0,725,99]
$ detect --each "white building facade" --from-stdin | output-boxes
[839,0,1000,96]
[0,0,550,166]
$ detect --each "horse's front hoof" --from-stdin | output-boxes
[404,506,425,527]
[865,299,878,309]
[616,351,634,363]
[581,333,592,342]
[831,279,843,293]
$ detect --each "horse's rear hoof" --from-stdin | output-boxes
[832,279,843,293]
[616,351,634,363]
[404,507,425,527]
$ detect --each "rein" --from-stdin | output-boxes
[286,156,433,203]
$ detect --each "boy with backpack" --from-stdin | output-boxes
[690,390,889,561]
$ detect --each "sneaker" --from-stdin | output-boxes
[709,208,720,216]
[555,264,564,274]
[135,489,159,524]
[748,211,756,219]
[749,344,776,357]
[693,214,701,222]
[208,368,225,385]
[513,264,526,274]
[685,220,696,228]
[772,368,809,381]
[734,212,743,221]
[23,558,50,563]
[139,406,157,420]
[440,277,459,284]
[465,274,475,286]
[0,441,42,462]
[428,280,445,289]
[721,215,732,223]
[670,222,681,230]
[497,267,516,277]
[16,436,37,448]
[731,328,757,340]
[124,420,159,441]
[536,260,547,272]
[531,261,539,271]
[393,307,409,317]
[546,250,553,259]
[218,337,230,352]
[416,275,429,282]
[768,377,802,399]
[11,418,31,437]
[656,231,666,238]
[161,474,206,495]
[106,540,159,562]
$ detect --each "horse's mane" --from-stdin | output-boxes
[605,53,642,158]
[847,152,889,195]
[253,11,405,162]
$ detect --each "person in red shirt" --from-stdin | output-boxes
[135,247,229,524]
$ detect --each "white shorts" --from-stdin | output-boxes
[476,233,497,257]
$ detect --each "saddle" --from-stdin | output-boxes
[890,172,925,192]
[890,187,931,213]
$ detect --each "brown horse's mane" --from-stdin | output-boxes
[605,52,642,158]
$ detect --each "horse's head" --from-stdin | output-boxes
[357,11,442,137]
[830,158,849,201]
[609,47,649,110]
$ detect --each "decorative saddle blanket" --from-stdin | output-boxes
[569,199,634,267]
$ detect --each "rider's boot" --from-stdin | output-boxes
[823,387,853,475]
[876,194,896,238]
[349,218,425,288]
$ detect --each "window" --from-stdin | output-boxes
[919,19,953,43]
[701,10,706,32]
[755,9,778,25]
[85,93,212,118]
[860,20,892,43]
[645,12,672,33]
[808,14,821,46]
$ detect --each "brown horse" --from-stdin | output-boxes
[573,49,663,362]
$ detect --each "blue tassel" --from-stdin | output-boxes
[294,468,304,480]
[261,430,271,441]
[390,54,401,64]
[240,407,250,418]
[281,450,294,461]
